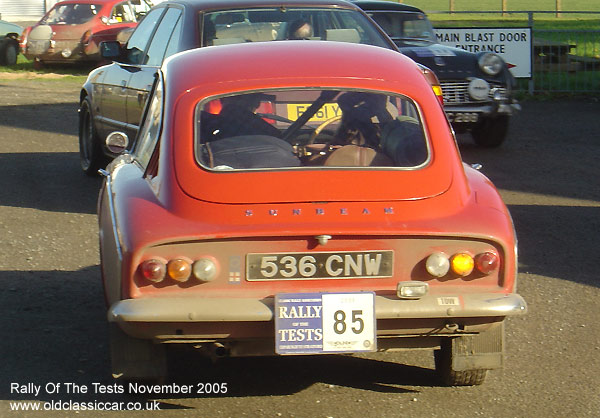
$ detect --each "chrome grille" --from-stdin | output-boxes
[441,81,508,105]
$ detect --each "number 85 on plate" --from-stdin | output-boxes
[322,293,376,353]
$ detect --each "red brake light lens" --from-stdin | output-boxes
[140,259,166,283]
[475,252,499,275]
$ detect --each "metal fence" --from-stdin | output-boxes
[428,10,600,94]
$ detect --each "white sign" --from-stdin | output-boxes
[321,293,376,353]
[434,27,532,78]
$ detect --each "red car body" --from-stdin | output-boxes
[20,0,151,65]
[99,41,526,385]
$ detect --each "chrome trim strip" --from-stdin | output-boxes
[96,115,138,133]
[104,172,123,262]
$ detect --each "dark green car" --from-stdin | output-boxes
[353,0,520,147]
[0,18,22,65]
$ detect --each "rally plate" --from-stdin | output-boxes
[246,250,393,281]
[275,292,377,355]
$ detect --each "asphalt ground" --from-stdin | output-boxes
[0,77,599,417]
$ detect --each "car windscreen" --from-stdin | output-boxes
[43,3,102,25]
[195,89,429,171]
[367,11,436,45]
[201,8,392,48]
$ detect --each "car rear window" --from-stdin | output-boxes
[195,88,429,171]
[201,8,391,48]
[367,11,436,44]
[43,3,102,25]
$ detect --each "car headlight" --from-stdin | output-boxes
[478,53,504,76]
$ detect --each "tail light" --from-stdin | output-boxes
[139,256,219,284]
[81,30,92,45]
[167,258,192,282]
[140,259,166,283]
[192,258,218,282]
[475,252,499,275]
[450,253,475,277]
[419,65,444,106]
[425,252,450,277]
[425,251,499,279]
[20,27,32,50]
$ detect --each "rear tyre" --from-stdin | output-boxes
[79,96,107,176]
[471,115,509,148]
[109,323,168,382]
[0,39,18,66]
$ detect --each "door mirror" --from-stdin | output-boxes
[100,41,122,60]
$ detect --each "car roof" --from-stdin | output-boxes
[350,0,425,14]
[158,0,363,11]
[165,41,425,98]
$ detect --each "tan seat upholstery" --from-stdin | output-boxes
[324,145,393,167]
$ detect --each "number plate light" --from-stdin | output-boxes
[397,281,429,299]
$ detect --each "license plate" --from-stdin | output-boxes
[446,112,479,123]
[275,292,377,354]
[287,103,342,122]
[246,251,393,281]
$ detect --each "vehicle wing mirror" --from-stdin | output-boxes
[100,40,122,60]
[106,131,129,155]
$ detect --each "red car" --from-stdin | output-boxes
[99,41,526,386]
[20,0,152,66]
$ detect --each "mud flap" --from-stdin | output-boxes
[451,322,504,371]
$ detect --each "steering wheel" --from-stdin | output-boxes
[308,115,342,144]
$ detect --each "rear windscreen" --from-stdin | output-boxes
[195,88,429,171]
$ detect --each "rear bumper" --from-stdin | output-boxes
[108,293,527,323]
[23,40,99,62]
[108,293,525,355]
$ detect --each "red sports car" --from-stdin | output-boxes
[20,0,152,66]
[98,41,526,386]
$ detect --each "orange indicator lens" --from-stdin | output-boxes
[167,259,192,282]
[450,253,474,277]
